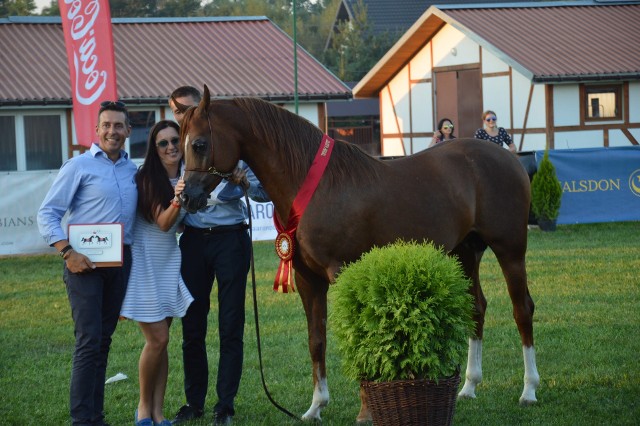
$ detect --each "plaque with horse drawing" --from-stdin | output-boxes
[68,223,123,267]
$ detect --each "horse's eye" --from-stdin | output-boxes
[193,139,207,155]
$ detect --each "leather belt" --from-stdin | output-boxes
[185,223,249,235]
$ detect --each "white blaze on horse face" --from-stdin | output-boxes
[184,134,190,154]
[519,345,540,405]
[458,337,483,399]
[301,368,329,421]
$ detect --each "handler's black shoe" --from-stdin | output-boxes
[173,404,204,424]
[213,410,233,425]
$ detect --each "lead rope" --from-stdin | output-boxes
[244,191,298,419]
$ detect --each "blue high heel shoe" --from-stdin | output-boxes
[134,409,154,426]
[154,420,172,426]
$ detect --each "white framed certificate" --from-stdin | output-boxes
[68,223,123,267]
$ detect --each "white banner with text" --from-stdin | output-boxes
[0,171,276,256]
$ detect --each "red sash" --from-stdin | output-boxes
[273,135,335,293]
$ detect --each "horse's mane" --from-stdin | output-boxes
[232,97,383,186]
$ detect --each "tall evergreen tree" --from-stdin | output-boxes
[322,0,394,81]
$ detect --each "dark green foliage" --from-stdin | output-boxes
[531,150,562,221]
[322,0,396,81]
[331,240,475,382]
[0,0,36,16]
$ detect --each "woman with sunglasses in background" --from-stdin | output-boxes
[474,110,517,153]
[429,118,456,147]
[121,120,194,426]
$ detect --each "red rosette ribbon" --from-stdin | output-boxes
[272,135,334,293]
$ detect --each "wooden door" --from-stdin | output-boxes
[435,68,482,138]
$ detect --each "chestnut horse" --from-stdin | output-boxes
[179,86,539,422]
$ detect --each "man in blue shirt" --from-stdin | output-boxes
[37,101,138,426]
[169,87,270,425]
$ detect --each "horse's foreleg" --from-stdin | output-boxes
[296,271,330,421]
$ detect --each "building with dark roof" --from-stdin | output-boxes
[353,1,640,155]
[0,15,351,255]
[0,16,351,168]
[326,0,539,49]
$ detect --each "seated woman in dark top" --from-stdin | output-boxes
[474,110,517,153]
[429,118,456,147]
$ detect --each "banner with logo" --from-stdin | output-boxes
[538,147,640,225]
[59,0,118,147]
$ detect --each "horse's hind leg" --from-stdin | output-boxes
[452,238,487,400]
[494,244,539,405]
[295,270,330,421]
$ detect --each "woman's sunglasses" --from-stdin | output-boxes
[485,117,497,122]
[442,125,454,130]
[156,137,180,148]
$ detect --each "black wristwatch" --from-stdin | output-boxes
[59,245,73,258]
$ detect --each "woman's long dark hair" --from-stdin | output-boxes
[136,120,181,223]
[437,118,456,140]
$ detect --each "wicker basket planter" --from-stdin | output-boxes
[361,372,461,426]
[331,242,475,424]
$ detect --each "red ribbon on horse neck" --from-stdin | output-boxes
[273,134,335,293]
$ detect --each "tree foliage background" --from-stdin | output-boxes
[3,0,398,82]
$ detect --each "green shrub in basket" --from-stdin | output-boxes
[331,240,475,382]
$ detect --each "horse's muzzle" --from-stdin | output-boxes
[180,192,208,213]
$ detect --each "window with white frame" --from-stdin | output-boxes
[0,112,63,171]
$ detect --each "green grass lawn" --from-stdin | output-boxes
[1,222,639,425]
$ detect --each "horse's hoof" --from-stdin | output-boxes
[457,390,476,400]
[356,419,372,424]
[301,412,322,422]
[519,397,537,406]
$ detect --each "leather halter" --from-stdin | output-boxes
[182,106,233,179]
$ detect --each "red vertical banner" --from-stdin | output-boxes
[59,0,118,148]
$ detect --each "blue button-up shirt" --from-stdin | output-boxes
[38,143,138,245]
[183,161,270,228]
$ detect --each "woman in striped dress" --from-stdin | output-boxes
[121,120,193,426]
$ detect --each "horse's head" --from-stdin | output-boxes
[180,85,241,213]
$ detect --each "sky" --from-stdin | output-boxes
[35,0,50,13]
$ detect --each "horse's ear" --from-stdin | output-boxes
[171,95,189,112]
[202,84,211,109]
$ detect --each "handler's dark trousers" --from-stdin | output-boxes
[179,225,251,416]
[64,247,131,426]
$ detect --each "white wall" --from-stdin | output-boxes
[282,103,321,126]
[410,81,432,134]
[482,48,509,74]
[409,39,434,134]
[554,130,603,150]
[553,85,580,126]
[481,74,511,126]
[433,25,479,67]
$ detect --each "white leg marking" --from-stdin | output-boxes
[302,373,329,421]
[519,345,540,405]
[458,338,483,399]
